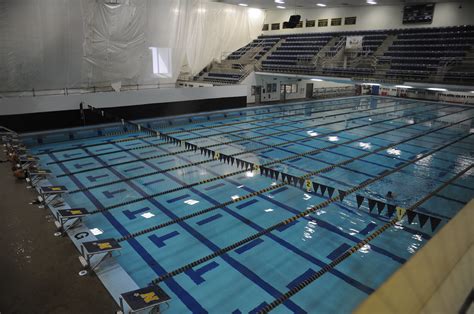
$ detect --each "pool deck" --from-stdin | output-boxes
[0,150,117,314]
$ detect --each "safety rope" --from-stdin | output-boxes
[111,115,470,241]
[68,104,466,195]
[49,100,409,165]
[58,101,441,178]
[149,133,472,285]
[257,163,474,313]
[39,99,365,155]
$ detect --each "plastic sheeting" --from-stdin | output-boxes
[0,0,265,92]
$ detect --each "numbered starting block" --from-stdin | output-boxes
[18,155,39,170]
[55,208,89,234]
[79,238,122,272]
[120,286,171,313]
[26,169,52,187]
[37,185,68,208]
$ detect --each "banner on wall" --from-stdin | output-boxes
[345,36,363,49]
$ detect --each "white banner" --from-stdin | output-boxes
[346,36,363,49]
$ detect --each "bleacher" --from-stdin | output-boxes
[195,25,474,85]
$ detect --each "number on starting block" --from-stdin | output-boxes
[58,208,89,218]
[82,238,121,254]
[40,185,68,194]
[121,286,171,311]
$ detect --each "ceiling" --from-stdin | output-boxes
[213,0,463,9]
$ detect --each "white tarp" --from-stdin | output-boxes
[0,0,265,92]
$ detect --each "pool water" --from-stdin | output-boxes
[25,96,474,313]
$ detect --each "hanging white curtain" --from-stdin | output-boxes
[0,0,265,92]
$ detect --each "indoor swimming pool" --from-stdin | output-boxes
[22,96,474,313]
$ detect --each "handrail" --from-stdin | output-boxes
[0,83,178,98]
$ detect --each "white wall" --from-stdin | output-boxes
[262,2,474,35]
[0,85,247,115]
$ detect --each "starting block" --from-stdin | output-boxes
[26,169,52,187]
[55,208,89,234]
[37,185,68,208]
[120,286,171,313]
[79,238,122,272]
[18,155,39,170]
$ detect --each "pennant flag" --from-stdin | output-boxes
[396,207,406,221]
[200,147,204,155]
[274,171,280,181]
[269,169,274,179]
[313,182,319,193]
[305,180,313,192]
[339,190,346,201]
[230,157,234,166]
[236,159,241,168]
[387,204,396,217]
[327,186,335,198]
[377,201,386,214]
[282,173,287,183]
[368,199,377,212]
[320,185,327,196]
[298,178,305,189]
[356,195,364,208]
[260,167,264,176]
[264,168,269,177]
[406,210,417,224]
[418,213,429,228]
[429,216,441,232]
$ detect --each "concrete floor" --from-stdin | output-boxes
[0,151,117,314]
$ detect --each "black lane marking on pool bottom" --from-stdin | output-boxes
[109,113,467,246]
[50,100,416,165]
[56,101,427,177]
[46,154,207,312]
[107,141,376,295]
[65,102,450,192]
[258,163,474,313]
[43,99,368,156]
[61,141,306,312]
[70,106,472,201]
[149,133,472,285]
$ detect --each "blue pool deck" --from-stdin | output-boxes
[21,96,474,313]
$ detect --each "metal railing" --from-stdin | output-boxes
[0,82,178,98]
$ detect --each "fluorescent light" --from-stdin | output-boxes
[395,85,413,89]
[276,6,286,9]
[364,83,380,86]
[367,0,377,4]
[274,0,285,3]
[427,87,447,92]
[238,3,248,6]
[470,91,474,93]
[311,78,323,81]
[316,3,327,7]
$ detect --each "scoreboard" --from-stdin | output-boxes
[403,3,435,24]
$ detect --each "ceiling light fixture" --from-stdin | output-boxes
[367,0,377,4]
[427,87,447,92]
[275,0,285,3]
[316,3,327,7]
[276,5,286,9]
[238,3,248,6]
[311,78,323,81]
[395,85,413,88]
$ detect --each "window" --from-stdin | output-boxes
[345,16,357,25]
[296,21,303,28]
[318,19,328,27]
[271,23,280,30]
[262,24,269,31]
[281,84,298,94]
[149,47,172,78]
[266,83,277,93]
[306,20,315,27]
[331,18,342,26]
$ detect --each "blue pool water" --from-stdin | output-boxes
[24,96,474,313]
